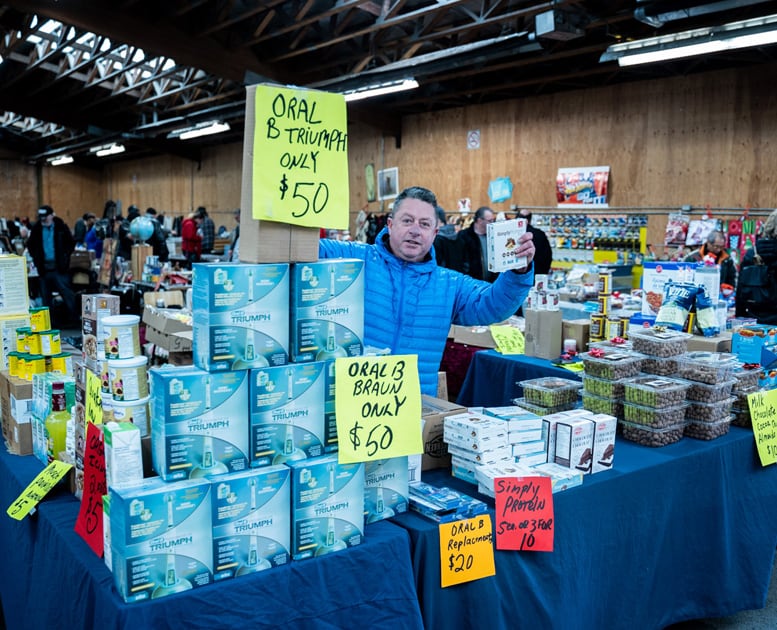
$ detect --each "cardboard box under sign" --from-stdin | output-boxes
[450,324,497,348]
[0,370,33,455]
[524,308,562,360]
[421,395,466,471]
[686,332,732,353]
[562,318,591,353]
[239,85,319,264]
[142,305,191,335]
[145,326,192,352]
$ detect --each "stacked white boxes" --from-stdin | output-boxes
[484,406,546,466]
[443,411,512,485]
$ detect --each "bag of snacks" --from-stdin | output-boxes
[694,286,720,337]
[655,281,697,331]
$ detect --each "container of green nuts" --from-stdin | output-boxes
[519,377,582,408]
[622,375,691,408]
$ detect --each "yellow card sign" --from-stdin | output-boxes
[252,84,348,229]
[335,355,423,463]
[6,460,72,520]
[439,515,496,588]
[85,369,103,426]
[490,325,524,354]
[748,389,777,466]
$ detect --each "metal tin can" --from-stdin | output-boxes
[29,306,51,332]
[598,270,613,294]
[38,329,61,356]
[590,314,606,340]
[26,354,46,380]
[597,293,611,316]
[47,352,73,376]
[605,316,624,340]
[620,315,632,339]
[535,274,549,292]
[15,327,31,353]
[7,352,19,377]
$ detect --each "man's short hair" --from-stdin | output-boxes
[145,207,157,216]
[474,206,493,221]
[434,205,447,225]
[391,187,437,216]
[706,230,725,245]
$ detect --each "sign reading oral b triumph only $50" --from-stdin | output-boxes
[250,84,349,229]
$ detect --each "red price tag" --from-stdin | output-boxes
[494,476,554,552]
[75,423,107,556]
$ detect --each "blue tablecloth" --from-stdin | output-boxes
[0,448,423,630]
[394,427,777,630]
[457,350,583,407]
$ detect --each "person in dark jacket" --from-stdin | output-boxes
[457,206,497,282]
[319,186,535,396]
[736,209,777,324]
[117,205,141,261]
[26,205,77,325]
[73,212,96,245]
[684,230,737,290]
[433,205,465,271]
[145,207,169,262]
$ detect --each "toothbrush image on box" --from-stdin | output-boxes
[190,435,229,477]
[236,535,271,574]
[152,553,192,598]
[315,464,346,555]
[233,326,269,369]
[316,321,347,360]
[272,370,306,464]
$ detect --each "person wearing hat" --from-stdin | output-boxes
[26,204,77,326]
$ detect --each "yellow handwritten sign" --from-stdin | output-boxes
[85,369,103,426]
[251,84,348,229]
[748,389,777,466]
[490,325,524,354]
[439,515,496,588]
[335,355,423,463]
[6,460,72,520]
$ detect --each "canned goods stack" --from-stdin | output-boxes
[525,274,560,312]
[8,307,73,381]
[590,268,624,343]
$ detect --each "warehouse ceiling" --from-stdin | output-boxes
[1,0,777,166]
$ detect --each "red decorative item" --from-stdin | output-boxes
[588,348,605,358]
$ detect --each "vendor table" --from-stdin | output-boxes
[0,448,423,630]
[457,350,582,407]
[393,427,777,630]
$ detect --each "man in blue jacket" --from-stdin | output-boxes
[319,186,535,397]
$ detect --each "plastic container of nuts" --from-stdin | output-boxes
[581,350,644,380]
[620,419,685,447]
[686,378,736,403]
[623,400,688,428]
[731,404,752,428]
[582,392,624,418]
[640,355,680,377]
[582,374,626,399]
[685,397,735,422]
[684,417,731,440]
[732,366,762,392]
[622,375,692,408]
[676,352,739,384]
[588,339,633,352]
[512,397,577,416]
[628,328,691,357]
[519,377,582,408]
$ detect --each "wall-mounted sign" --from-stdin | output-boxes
[556,166,610,208]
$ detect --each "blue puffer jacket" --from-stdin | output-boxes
[319,227,534,396]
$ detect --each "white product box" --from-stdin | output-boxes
[532,462,584,492]
[103,495,111,571]
[150,366,250,481]
[364,457,409,523]
[554,417,596,473]
[484,406,543,432]
[249,363,327,467]
[110,477,212,603]
[516,451,548,467]
[103,421,144,491]
[192,263,289,372]
[590,413,617,474]
[211,466,291,581]
[512,440,547,458]
[288,454,364,560]
[444,413,507,440]
[487,218,528,273]
[542,409,595,463]
[641,261,695,317]
[290,259,365,363]
[446,443,513,466]
[475,461,537,498]
[450,456,479,485]
[508,428,543,444]
[443,427,508,452]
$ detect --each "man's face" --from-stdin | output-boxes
[474,210,495,235]
[387,198,438,263]
[40,213,53,226]
[708,237,726,254]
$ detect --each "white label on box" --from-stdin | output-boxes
[487,218,528,273]
[10,395,32,424]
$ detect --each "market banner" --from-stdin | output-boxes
[556,166,609,208]
[250,84,349,228]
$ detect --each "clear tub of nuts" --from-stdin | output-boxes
[582,392,624,419]
[620,419,685,447]
[685,397,735,423]
[731,404,753,428]
[519,377,582,408]
[582,374,627,399]
[628,328,691,357]
[581,350,644,380]
[686,379,736,403]
[732,366,762,392]
[640,355,680,377]
[623,400,689,428]
[588,339,633,352]
[684,417,731,440]
[676,352,739,384]
[512,397,577,416]
[623,375,691,408]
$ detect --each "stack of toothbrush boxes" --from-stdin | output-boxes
[444,411,512,485]
[483,406,546,466]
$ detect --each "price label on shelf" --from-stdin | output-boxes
[439,515,495,588]
[748,389,777,466]
[494,476,554,552]
[250,84,349,229]
[6,460,72,521]
[334,355,423,463]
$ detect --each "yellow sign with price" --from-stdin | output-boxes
[748,388,777,466]
[85,369,103,426]
[251,84,349,229]
[439,514,496,587]
[490,324,524,354]
[334,355,423,463]
[6,460,72,520]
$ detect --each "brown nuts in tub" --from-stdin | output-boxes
[620,420,685,447]
[629,329,690,357]
[684,418,731,440]
[623,401,688,429]
[686,379,735,403]
[623,376,690,408]
[640,356,679,377]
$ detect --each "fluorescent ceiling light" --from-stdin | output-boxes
[342,78,419,102]
[601,13,777,67]
[47,155,73,166]
[94,143,125,157]
[175,121,231,140]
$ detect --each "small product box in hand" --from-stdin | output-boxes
[487,218,528,273]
